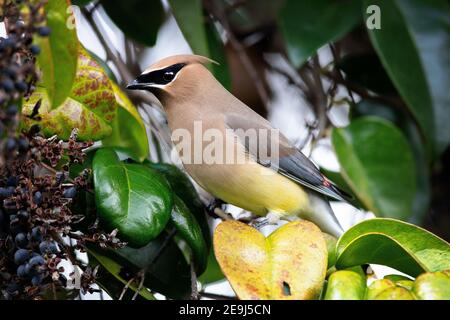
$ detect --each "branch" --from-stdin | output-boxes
[203,0,271,106]
[81,6,161,107]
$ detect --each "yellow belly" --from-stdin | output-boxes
[185,161,310,216]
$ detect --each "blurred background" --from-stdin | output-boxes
[1,0,449,299]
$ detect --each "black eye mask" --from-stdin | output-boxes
[136,63,186,85]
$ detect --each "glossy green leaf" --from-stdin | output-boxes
[168,0,208,56]
[336,218,450,277]
[102,83,149,162]
[413,271,450,300]
[144,161,211,249]
[364,0,450,156]
[323,233,338,269]
[88,252,155,300]
[338,53,397,96]
[320,168,365,209]
[168,0,231,88]
[198,250,225,285]
[324,270,366,300]
[170,196,208,274]
[332,116,416,220]
[87,232,191,299]
[205,21,231,89]
[93,149,173,247]
[280,0,362,67]
[22,48,117,140]
[36,0,78,109]
[101,0,164,47]
[71,0,91,6]
[351,101,431,224]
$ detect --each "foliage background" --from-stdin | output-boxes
[0,0,449,300]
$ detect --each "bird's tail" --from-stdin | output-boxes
[301,192,344,238]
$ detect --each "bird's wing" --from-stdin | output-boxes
[225,113,351,202]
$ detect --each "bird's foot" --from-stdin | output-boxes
[249,212,281,229]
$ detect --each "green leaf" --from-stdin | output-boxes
[144,161,211,249]
[87,232,191,299]
[332,116,416,220]
[36,0,78,109]
[320,167,365,209]
[413,271,450,300]
[364,0,450,156]
[279,0,362,68]
[168,0,231,88]
[102,83,149,162]
[93,149,173,247]
[22,47,117,140]
[71,0,91,6]
[205,21,231,89]
[168,0,208,56]
[335,218,450,277]
[338,54,397,96]
[101,0,164,47]
[198,250,225,285]
[351,100,431,224]
[323,233,338,269]
[170,196,208,274]
[88,253,155,300]
[324,270,366,300]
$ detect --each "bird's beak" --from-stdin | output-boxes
[126,79,147,90]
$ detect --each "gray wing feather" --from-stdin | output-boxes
[225,113,350,202]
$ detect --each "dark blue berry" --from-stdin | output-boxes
[39,240,58,254]
[29,255,45,266]
[63,186,77,199]
[0,187,14,198]
[5,138,17,151]
[31,274,43,286]
[1,78,15,92]
[14,249,30,264]
[17,210,29,221]
[15,232,28,248]
[33,191,43,205]
[6,283,21,296]
[3,65,19,78]
[29,44,40,55]
[15,81,27,92]
[6,176,18,187]
[30,227,42,241]
[37,26,51,37]
[24,263,37,277]
[6,104,18,116]
[18,138,29,152]
[17,264,28,278]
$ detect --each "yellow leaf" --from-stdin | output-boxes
[213,220,328,300]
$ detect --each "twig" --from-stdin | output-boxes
[203,0,270,106]
[190,263,199,300]
[81,6,161,107]
[118,277,136,300]
[199,292,236,300]
[131,270,146,300]
[329,44,355,106]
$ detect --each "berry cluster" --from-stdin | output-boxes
[0,1,124,300]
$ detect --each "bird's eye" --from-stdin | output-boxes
[163,71,175,82]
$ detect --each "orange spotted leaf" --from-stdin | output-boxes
[214,220,328,300]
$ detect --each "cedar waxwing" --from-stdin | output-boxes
[127,55,350,237]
